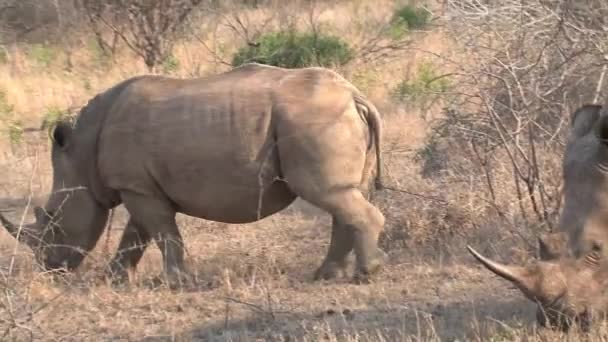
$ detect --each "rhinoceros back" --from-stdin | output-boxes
[97,64,294,222]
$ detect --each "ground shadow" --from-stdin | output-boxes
[0,196,45,215]
[142,295,535,341]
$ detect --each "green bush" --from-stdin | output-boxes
[82,77,92,91]
[27,43,57,67]
[0,49,7,65]
[232,30,354,68]
[88,39,112,69]
[0,90,22,146]
[0,91,12,115]
[392,61,451,109]
[389,4,431,38]
[161,54,180,73]
[41,106,68,132]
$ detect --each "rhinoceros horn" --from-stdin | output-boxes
[0,210,39,247]
[0,211,19,238]
[467,245,540,300]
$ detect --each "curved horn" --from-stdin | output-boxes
[467,245,538,298]
[0,211,19,238]
[0,211,39,248]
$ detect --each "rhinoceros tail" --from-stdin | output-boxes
[353,93,384,190]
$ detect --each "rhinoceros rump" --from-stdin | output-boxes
[0,63,386,286]
[469,104,608,331]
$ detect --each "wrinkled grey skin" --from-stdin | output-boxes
[556,104,608,257]
[0,63,386,286]
[468,104,608,331]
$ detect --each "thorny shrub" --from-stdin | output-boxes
[418,0,608,246]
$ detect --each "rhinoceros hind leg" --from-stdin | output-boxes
[106,219,151,284]
[314,217,353,280]
[120,191,194,290]
[306,188,386,284]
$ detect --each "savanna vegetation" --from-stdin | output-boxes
[0,0,607,340]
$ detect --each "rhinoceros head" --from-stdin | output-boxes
[0,121,109,272]
[469,104,608,330]
[468,243,608,331]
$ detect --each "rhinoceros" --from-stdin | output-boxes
[468,104,608,331]
[0,63,386,286]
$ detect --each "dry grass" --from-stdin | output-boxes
[0,0,602,341]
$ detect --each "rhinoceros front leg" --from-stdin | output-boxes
[314,217,354,280]
[120,191,194,289]
[106,219,151,284]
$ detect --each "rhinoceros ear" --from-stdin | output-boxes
[583,242,603,268]
[571,104,601,137]
[51,121,73,150]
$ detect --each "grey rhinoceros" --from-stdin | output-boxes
[468,104,608,331]
[0,63,386,286]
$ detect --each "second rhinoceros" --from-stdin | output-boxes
[468,104,608,331]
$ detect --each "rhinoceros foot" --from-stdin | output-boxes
[158,269,197,291]
[103,264,131,286]
[313,260,349,281]
[352,248,387,284]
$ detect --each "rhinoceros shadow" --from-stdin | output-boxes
[148,295,535,341]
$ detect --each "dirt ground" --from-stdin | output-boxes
[0,200,538,342]
[0,135,540,342]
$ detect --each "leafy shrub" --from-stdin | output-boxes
[0,49,7,65]
[392,61,451,109]
[27,43,57,67]
[82,77,92,91]
[88,39,112,69]
[41,106,68,132]
[0,90,22,146]
[389,4,431,38]
[161,54,180,73]
[0,91,12,115]
[232,30,354,68]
